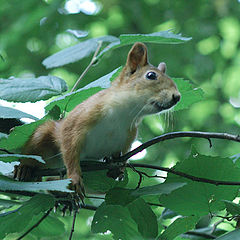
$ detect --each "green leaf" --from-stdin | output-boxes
[84,171,128,193]
[91,203,143,240]
[0,154,44,163]
[216,229,240,240]
[0,175,72,192]
[0,76,68,102]
[0,194,54,239]
[106,188,137,206]
[42,35,119,68]
[0,119,45,151]
[223,200,240,215]
[120,31,191,45]
[30,215,65,237]
[0,106,38,120]
[45,67,120,113]
[131,182,186,197]
[159,216,199,240]
[173,78,204,111]
[128,198,158,239]
[97,31,191,60]
[159,148,240,216]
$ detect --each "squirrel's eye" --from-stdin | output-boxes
[146,71,157,80]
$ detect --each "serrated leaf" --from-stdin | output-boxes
[91,203,143,240]
[45,67,120,113]
[0,106,38,120]
[0,153,44,163]
[97,31,191,60]
[0,194,54,239]
[159,148,240,216]
[173,78,204,111]
[42,35,119,68]
[120,31,191,45]
[0,175,72,192]
[131,182,186,197]
[159,216,199,240]
[0,76,68,102]
[128,198,158,239]
[0,118,45,151]
[223,200,240,215]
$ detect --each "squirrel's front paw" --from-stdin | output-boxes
[14,164,35,181]
[69,174,86,203]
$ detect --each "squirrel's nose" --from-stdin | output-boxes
[172,93,181,104]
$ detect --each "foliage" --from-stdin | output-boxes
[1,0,240,239]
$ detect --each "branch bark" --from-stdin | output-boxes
[120,131,240,161]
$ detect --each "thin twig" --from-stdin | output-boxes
[120,131,240,161]
[69,210,77,240]
[0,148,14,154]
[129,163,240,186]
[70,40,103,93]
[17,208,53,240]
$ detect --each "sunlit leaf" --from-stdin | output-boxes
[0,153,44,163]
[0,106,38,120]
[42,35,119,68]
[97,31,191,59]
[0,76,67,102]
[120,31,191,45]
[0,175,72,192]
[45,67,120,113]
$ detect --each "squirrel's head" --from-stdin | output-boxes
[113,42,181,115]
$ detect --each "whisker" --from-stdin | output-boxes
[45,152,62,160]
[130,104,147,131]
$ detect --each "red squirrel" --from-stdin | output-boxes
[14,42,181,201]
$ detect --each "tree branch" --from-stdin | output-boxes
[120,131,240,161]
[129,163,240,186]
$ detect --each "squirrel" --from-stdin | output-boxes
[14,42,181,201]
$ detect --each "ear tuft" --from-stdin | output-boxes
[158,62,166,74]
[126,42,148,74]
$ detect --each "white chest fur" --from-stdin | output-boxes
[80,107,137,161]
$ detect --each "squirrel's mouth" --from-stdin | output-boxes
[150,100,176,112]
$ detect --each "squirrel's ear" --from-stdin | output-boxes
[158,62,166,74]
[126,42,148,74]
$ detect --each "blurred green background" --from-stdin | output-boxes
[1,0,240,238]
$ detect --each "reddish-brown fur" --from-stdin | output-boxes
[15,42,181,200]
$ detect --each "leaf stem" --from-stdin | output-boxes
[70,41,103,93]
